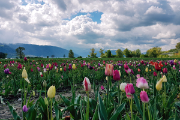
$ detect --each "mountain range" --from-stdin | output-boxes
[0,43,79,58]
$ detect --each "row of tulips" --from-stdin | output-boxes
[0,58,180,119]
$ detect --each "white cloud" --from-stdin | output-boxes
[0,0,180,57]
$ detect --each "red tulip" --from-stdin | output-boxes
[163,68,167,73]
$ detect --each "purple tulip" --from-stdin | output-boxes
[23,105,28,112]
[4,68,10,74]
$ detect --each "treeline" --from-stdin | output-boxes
[86,42,180,58]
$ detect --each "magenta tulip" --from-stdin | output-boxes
[113,70,120,81]
[140,91,149,103]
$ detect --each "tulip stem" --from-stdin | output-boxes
[131,97,133,120]
[147,104,150,120]
[86,91,89,120]
[106,76,109,107]
[118,81,120,104]
[50,98,52,120]
[143,103,145,120]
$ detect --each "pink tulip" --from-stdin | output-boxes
[113,70,120,81]
[136,77,149,89]
[136,74,140,78]
[105,64,114,76]
[83,77,91,91]
[124,64,129,70]
[140,91,149,103]
[125,83,135,95]
[101,85,104,90]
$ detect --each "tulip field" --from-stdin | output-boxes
[0,58,180,120]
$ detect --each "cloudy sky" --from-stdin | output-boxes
[0,0,180,56]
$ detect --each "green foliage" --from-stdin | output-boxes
[90,48,98,58]
[0,52,7,58]
[157,54,169,58]
[116,49,123,58]
[123,48,131,57]
[68,49,74,58]
[176,42,180,49]
[77,56,82,58]
[136,49,141,57]
[16,47,25,58]
[99,49,104,58]
[146,46,162,58]
[106,50,111,58]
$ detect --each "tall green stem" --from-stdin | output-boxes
[86,91,89,120]
[118,81,120,104]
[147,104,150,120]
[50,99,52,120]
[106,76,109,107]
[143,103,145,120]
[131,97,133,120]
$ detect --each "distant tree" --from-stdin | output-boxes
[107,50,111,58]
[175,42,180,49]
[68,49,74,58]
[99,48,104,58]
[77,56,82,58]
[51,55,55,58]
[146,47,162,58]
[16,47,25,58]
[116,49,123,58]
[123,48,131,57]
[136,49,141,57]
[63,54,66,58]
[47,56,49,58]
[90,48,97,58]
[0,52,7,58]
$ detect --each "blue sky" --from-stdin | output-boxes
[65,11,103,24]
[0,0,180,56]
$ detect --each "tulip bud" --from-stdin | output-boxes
[33,91,35,96]
[44,97,48,105]
[60,68,62,71]
[156,79,163,91]
[161,75,167,82]
[145,67,148,72]
[22,67,28,79]
[23,105,28,112]
[43,80,47,87]
[47,85,56,98]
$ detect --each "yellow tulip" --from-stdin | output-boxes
[47,85,56,98]
[161,75,167,82]
[145,67,148,72]
[22,68,28,79]
[72,64,76,69]
[49,63,51,67]
[174,59,177,63]
[106,76,108,81]
[60,68,62,71]
[156,79,163,91]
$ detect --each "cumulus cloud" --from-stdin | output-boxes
[0,0,180,57]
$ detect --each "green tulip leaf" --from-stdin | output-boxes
[109,103,125,120]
